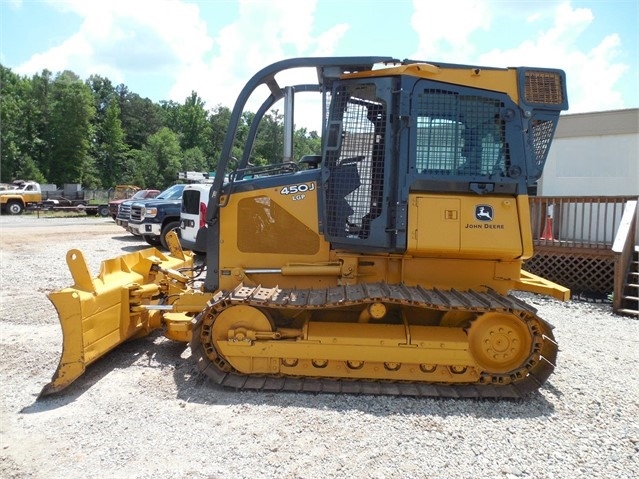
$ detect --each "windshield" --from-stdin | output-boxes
[156,184,185,200]
[415,91,505,177]
[131,190,149,199]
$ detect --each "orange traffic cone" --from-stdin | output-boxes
[541,216,554,240]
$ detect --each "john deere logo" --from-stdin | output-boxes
[475,205,493,221]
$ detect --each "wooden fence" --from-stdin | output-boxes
[525,196,638,303]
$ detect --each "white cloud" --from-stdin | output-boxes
[410,0,493,60]
[527,12,542,23]
[408,1,628,114]
[14,0,629,137]
[170,0,348,132]
[171,0,328,94]
[14,0,349,133]
[478,3,627,113]
[16,0,212,84]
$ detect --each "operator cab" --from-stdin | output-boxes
[320,66,566,254]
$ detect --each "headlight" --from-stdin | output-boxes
[143,207,158,218]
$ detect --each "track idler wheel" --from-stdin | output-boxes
[211,304,274,343]
[467,312,533,374]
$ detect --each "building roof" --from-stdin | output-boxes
[556,108,638,138]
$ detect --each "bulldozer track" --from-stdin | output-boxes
[190,283,558,398]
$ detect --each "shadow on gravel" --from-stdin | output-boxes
[111,234,148,248]
[22,330,557,419]
[21,333,177,414]
[120,244,156,253]
[110,234,173,254]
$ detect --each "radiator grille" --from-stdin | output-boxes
[130,205,143,222]
[524,71,564,105]
[117,203,132,219]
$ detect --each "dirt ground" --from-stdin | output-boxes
[0,215,638,479]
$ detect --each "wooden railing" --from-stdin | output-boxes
[529,196,637,250]
[527,196,639,309]
[611,200,638,315]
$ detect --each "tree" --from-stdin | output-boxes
[160,99,181,133]
[29,69,54,180]
[294,127,322,160]
[182,147,207,173]
[86,75,115,119]
[144,127,182,188]
[0,65,324,188]
[117,85,164,150]
[13,155,47,183]
[207,104,232,168]
[126,149,156,188]
[161,92,211,165]
[97,100,129,187]
[48,71,96,185]
[252,109,284,165]
[0,66,32,181]
[178,91,211,152]
[87,75,120,187]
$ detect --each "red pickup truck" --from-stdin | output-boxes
[109,188,160,220]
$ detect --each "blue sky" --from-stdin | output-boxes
[1,0,637,131]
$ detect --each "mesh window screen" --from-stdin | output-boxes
[325,85,386,239]
[416,90,506,177]
[530,119,555,168]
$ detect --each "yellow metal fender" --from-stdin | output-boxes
[40,246,194,397]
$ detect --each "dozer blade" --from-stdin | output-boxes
[40,247,193,397]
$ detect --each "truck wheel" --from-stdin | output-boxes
[6,200,24,215]
[143,235,162,247]
[160,221,181,251]
[98,205,110,217]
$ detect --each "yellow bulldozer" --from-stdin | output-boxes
[42,56,569,399]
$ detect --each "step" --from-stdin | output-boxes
[616,308,639,317]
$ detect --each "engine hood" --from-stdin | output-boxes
[132,198,182,208]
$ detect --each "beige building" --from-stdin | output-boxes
[540,108,639,196]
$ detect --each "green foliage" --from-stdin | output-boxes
[0,66,28,181]
[0,64,323,189]
[126,149,155,188]
[97,101,129,186]
[182,147,208,172]
[144,127,182,188]
[48,71,96,185]
[117,85,165,150]
[12,155,46,183]
[252,109,285,164]
[294,128,322,159]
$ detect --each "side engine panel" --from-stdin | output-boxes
[218,171,333,291]
[407,193,533,260]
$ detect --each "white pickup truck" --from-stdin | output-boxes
[179,183,211,254]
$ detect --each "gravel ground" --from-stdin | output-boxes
[0,215,638,479]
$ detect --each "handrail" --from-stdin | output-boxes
[612,200,638,314]
[530,196,637,249]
